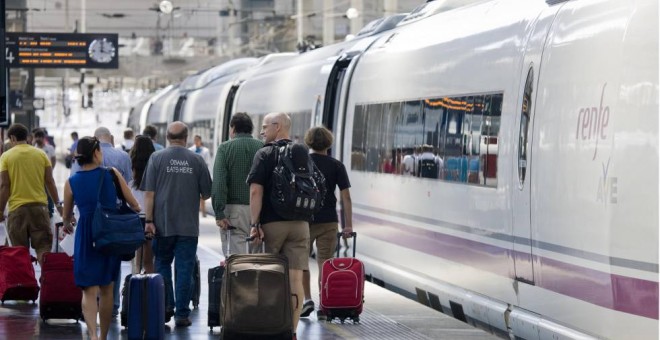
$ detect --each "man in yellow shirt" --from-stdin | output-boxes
[0,124,62,265]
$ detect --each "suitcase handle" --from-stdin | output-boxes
[245,235,266,253]
[336,232,357,258]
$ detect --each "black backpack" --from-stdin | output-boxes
[270,143,327,221]
[418,158,439,179]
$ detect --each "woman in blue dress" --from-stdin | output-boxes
[61,136,141,340]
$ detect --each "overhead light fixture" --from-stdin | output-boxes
[159,1,174,14]
[346,7,359,19]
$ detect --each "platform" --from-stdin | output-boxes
[0,162,501,339]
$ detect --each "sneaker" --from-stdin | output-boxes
[165,309,174,323]
[175,317,192,327]
[316,310,327,321]
[300,300,314,318]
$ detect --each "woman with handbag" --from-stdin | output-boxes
[129,135,156,274]
[61,136,141,340]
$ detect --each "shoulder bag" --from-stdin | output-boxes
[92,168,145,256]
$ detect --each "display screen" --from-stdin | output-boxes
[5,32,119,69]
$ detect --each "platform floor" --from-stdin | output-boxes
[0,162,501,339]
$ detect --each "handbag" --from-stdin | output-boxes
[91,168,145,256]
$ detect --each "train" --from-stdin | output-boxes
[126,0,658,338]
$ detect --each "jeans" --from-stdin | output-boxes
[152,236,198,319]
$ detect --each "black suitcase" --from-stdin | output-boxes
[209,227,234,330]
[207,265,224,330]
[220,236,293,340]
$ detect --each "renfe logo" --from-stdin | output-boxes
[575,83,610,160]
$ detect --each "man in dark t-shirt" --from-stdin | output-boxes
[246,112,309,338]
[298,126,354,319]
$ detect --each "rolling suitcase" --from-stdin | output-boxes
[174,254,200,310]
[220,236,293,339]
[208,227,233,330]
[319,232,364,323]
[126,273,165,340]
[0,223,39,303]
[39,222,83,321]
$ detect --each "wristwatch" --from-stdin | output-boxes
[250,223,260,229]
[145,220,153,224]
[55,201,63,208]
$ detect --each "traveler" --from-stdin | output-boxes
[70,127,133,317]
[61,136,140,340]
[189,134,212,217]
[119,128,135,153]
[33,128,56,167]
[143,125,164,151]
[212,113,263,254]
[142,121,212,327]
[247,112,309,338]
[0,123,63,266]
[299,126,353,319]
[129,135,156,273]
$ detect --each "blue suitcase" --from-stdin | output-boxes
[127,273,165,340]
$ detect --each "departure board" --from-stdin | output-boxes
[5,33,119,69]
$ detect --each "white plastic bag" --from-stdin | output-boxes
[59,232,75,256]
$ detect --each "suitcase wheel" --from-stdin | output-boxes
[353,316,360,324]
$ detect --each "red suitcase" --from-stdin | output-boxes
[39,222,82,321]
[0,245,40,303]
[319,232,364,323]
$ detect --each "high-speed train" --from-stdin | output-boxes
[131,0,658,338]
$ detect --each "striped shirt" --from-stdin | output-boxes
[212,134,264,220]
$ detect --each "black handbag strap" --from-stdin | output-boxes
[108,167,127,203]
[96,167,105,206]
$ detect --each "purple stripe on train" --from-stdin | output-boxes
[354,213,659,320]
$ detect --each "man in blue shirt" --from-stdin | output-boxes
[71,127,132,317]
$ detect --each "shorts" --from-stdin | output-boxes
[309,222,338,271]
[6,203,52,255]
[261,221,309,270]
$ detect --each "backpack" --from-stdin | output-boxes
[270,143,327,221]
[418,158,439,179]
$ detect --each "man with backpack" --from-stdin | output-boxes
[416,144,443,179]
[247,112,321,339]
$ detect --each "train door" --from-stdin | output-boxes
[322,51,360,157]
[511,7,562,285]
[512,66,536,285]
[173,95,186,122]
[221,84,240,142]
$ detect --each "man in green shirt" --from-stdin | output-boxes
[212,112,264,255]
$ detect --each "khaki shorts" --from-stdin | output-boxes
[261,221,309,270]
[309,222,338,272]
[6,203,52,258]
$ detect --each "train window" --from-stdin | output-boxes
[351,93,502,187]
[518,69,533,187]
[351,105,368,171]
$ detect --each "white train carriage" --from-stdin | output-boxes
[175,58,258,155]
[338,0,657,339]
[232,14,408,142]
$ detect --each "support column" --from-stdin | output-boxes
[0,0,7,129]
[296,0,303,44]
[322,0,334,46]
[384,0,398,17]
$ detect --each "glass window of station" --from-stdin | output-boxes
[351,93,502,187]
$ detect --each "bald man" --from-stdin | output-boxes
[142,121,212,327]
[246,112,309,338]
